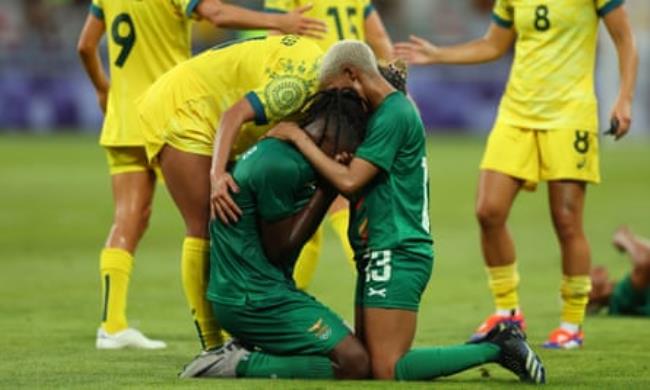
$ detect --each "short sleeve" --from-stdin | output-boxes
[264,0,294,14]
[363,0,375,19]
[355,105,405,172]
[245,46,321,125]
[89,0,104,20]
[170,0,201,18]
[251,157,302,222]
[492,0,514,29]
[595,0,624,17]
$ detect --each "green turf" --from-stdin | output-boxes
[1,134,649,389]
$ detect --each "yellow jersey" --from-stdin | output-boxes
[492,0,624,131]
[264,0,375,52]
[138,35,323,159]
[90,0,198,146]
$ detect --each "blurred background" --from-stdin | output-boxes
[0,0,648,135]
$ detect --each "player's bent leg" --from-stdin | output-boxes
[159,145,224,351]
[293,227,324,290]
[546,180,591,349]
[328,196,356,271]
[186,292,361,379]
[473,170,526,339]
[97,148,165,349]
[363,308,416,379]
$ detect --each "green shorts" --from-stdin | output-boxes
[355,249,433,311]
[212,290,350,356]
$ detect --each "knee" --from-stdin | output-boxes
[551,205,582,241]
[334,340,371,379]
[475,201,508,230]
[114,203,153,237]
[370,356,399,380]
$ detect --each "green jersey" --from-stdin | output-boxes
[207,138,315,306]
[349,91,433,259]
[609,274,650,317]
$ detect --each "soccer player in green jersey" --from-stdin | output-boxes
[265,40,546,383]
[589,226,650,317]
[181,88,371,379]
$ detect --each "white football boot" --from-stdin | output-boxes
[96,328,167,350]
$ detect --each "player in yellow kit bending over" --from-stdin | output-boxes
[263,0,393,290]
[137,35,322,352]
[77,0,326,349]
[396,0,638,348]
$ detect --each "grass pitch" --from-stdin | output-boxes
[0,134,649,389]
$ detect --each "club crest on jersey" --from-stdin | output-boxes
[307,318,332,340]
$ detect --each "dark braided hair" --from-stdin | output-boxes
[294,88,370,154]
[378,59,408,93]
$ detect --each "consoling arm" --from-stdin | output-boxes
[268,122,381,198]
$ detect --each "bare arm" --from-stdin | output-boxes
[603,6,638,140]
[268,122,380,197]
[76,13,109,113]
[210,98,256,224]
[394,23,515,65]
[261,186,337,265]
[196,1,325,38]
[364,10,393,61]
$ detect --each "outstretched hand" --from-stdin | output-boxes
[394,35,440,65]
[279,4,327,39]
[210,172,242,224]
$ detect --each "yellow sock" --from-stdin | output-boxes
[329,209,356,272]
[293,226,323,290]
[181,237,224,351]
[486,263,520,311]
[560,275,592,326]
[100,248,133,334]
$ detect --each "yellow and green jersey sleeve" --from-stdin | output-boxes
[140,35,322,158]
[89,0,194,146]
[263,0,375,52]
[493,0,624,131]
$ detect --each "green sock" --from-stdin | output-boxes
[236,352,335,379]
[395,343,500,381]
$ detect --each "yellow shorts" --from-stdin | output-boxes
[104,146,161,177]
[480,123,600,191]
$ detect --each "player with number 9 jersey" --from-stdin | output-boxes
[78,0,329,351]
[89,0,195,147]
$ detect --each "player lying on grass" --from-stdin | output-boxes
[395,0,638,349]
[260,40,545,383]
[136,34,323,352]
[180,88,372,379]
[588,226,650,317]
[77,0,326,349]
[264,0,394,292]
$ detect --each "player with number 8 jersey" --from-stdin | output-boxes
[395,0,638,349]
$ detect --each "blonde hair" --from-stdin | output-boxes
[319,40,379,84]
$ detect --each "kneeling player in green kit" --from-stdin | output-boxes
[180,88,372,379]
[267,40,546,383]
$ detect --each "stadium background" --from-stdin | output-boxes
[1,0,649,388]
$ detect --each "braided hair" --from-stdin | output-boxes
[378,59,408,93]
[295,88,370,153]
